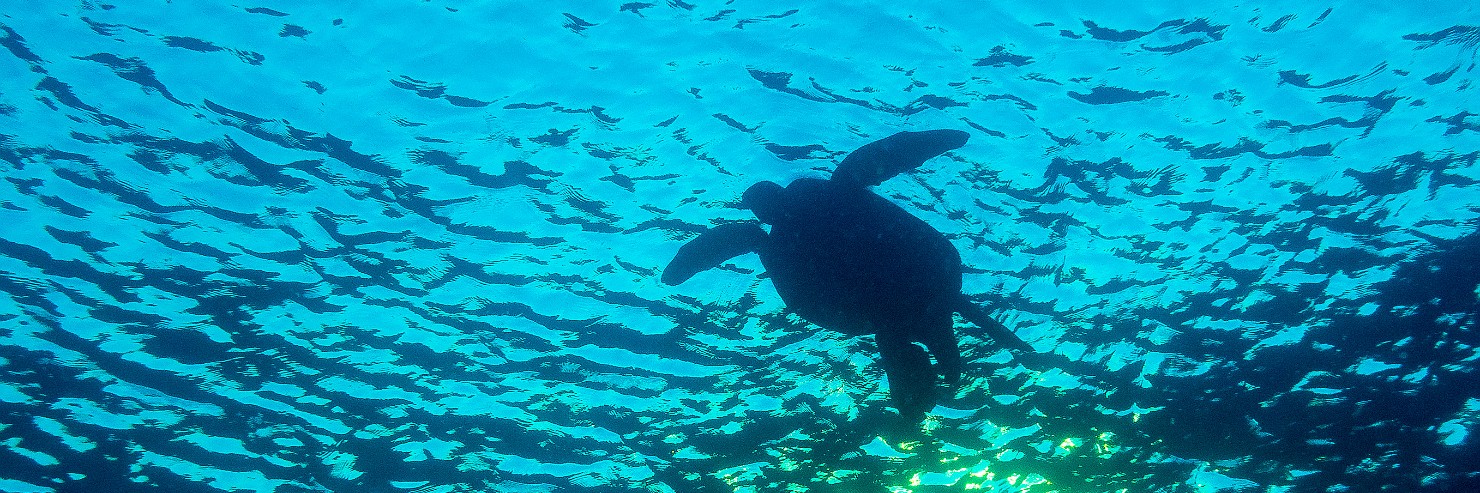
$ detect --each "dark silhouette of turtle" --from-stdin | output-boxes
[662,129,1033,419]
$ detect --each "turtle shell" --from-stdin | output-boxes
[756,177,963,336]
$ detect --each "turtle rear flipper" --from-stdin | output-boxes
[832,129,970,187]
[956,297,1033,353]
[919,321,962,387]
[661,222,768,286]
[877,330,938,419]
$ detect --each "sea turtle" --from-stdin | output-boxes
[662,129,1033,419]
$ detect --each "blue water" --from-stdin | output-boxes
[1,2,1478,492]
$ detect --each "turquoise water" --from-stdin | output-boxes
[2,1,1478,491]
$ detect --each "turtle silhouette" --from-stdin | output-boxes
[662,129,1033,419]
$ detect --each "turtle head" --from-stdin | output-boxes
[741,180,785,224]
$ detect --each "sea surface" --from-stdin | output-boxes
[2,1,1478,492]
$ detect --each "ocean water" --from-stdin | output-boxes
[1,1,1478,492]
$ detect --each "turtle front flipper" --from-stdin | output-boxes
[832,129,970,187]
[877,330,938,419]
[661,222,768,286]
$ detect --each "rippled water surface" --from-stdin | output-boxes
[2,2,1479,492]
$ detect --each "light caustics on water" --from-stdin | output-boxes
[1,2,1478,492]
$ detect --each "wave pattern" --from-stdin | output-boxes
[1,2,1478,492]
